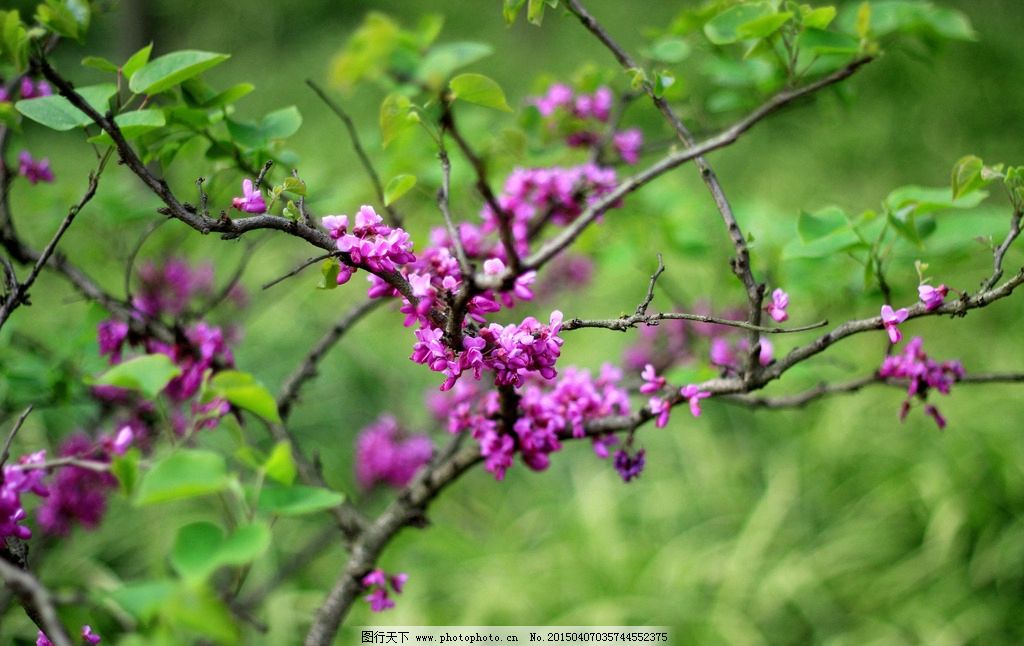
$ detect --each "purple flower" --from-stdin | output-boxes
[612,128,643,165]
[17,151,55,184]
[36,632,53,646]
[36,435,118,535]
[20,78,52,99]
[648,396,671,428]
[362,568,407,612]
[531,83,574,116]
[918,284,948,311]
[680,384,711,417]
[591,434,619,459]
[639,363,665,394]
[231,179,266,214]
[880,304,909,344]
[613,448,645,482]
[710,337,735,367]
[355,416,433,489]
[766,288,789,322]
[878,336,962,429]
[82,625,101,645]
[97,319,129,364]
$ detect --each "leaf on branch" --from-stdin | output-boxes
[15,84,116,131]
[129,50,230,95]
[88,353,182,399]
[449,73,512,111]
[704,2,776,45]
[258,484,345,516]
[87,109,166,144]
[208,370,282,424]
[170,521,271,582]
[136,450,230,505]
[384,174,417,206]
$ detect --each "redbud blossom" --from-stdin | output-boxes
[614,448,645,482]
[766,288,789,322]
[918,284,948,311]
[361,568,407,612]
[17,151,55,184]
[231,179,267,213]
[880,304,910,344]
[680,384,711,417]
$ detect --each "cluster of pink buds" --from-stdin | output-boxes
[17,150,55,184]
[879,336,964,429]
[528,83,644,164]
[322,206,415,284]
[361,569,408,612]
[37,625,101,646]
[355,416,433,489]
[0,77,52,102]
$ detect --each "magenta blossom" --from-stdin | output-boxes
[20,78,52,99]
[918,284,948,311]
[361,568,407,612]
[648,397,671,428]
[766,288,789,322]
[231,179,266,213]
[613,447,645,482]
[355,416,433,489]
[680,384,711,417]
[17,151,55,184]
[612,128,643,164]
[880,304,910,344]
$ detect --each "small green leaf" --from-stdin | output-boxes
[801,6,837,30]
[856,2,872,39]
[163,583,238,644]
[642,37,692,63]
[90,353,181,399]
[704,2,776,44]
[136,450,229,505]
[258,484,345,516]
[263,441,297,486]
[36,0,88,41]
[379,93,416,147]
[527,0,547,25]
[450,73,512,111]
[122,42,152,79]
[280,176,307,196]
[170,521,271,582]
[418,42,494,87]
[129,50,230,95]
[202,82,254,109]
[317,259,340,290]
[109,580,175,621]
[797,206,848,242]
[504,0,527,24]
[384,174,417,206]
[15,84,116,131]
[797,27,860,54]
[261,106,302,140]
[110,448,141,496]
[87,109,166,144]
[885,184,987,216]
[82,55,118,72]
[209,370,282,424]
[737,12,793,40]
[950,154,987,200]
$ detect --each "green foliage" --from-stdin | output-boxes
[449,73,512,111]
[88,353,182,399]
[170,521,271,582]
[263,441,298,486]
[136,450,230,505]
[258,484,345,516]
[317,258,341,289]
[15,84,116,131]
[384,173,417,206]
[379,92,420,147]
[35,0,90,42]
[129,50,230,95]
[208,370,282,424]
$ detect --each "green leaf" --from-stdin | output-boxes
[801,6,837,30]
[202,82,254,109]
[856,2,872,39]
[122,42,153,79]
[110,448,141,496]
[280,176,307,196]
[82,55,118,72]
[642,37,692,64]
[129,50,230,95]
[885,184,987,216]
[329,12,400,90]
[704,2,776,44]
[379,93,417,147]
[36,0,89,41]
[317,259,340,290]
[418,42,494,87]
[136,450,229,505]
[15,84,116,131]
[89,353,181,399]
[798,206,849,242]
[261,106,302,140]
[797,27,860,55]
[163,583,238,644]
[449,73,512,111]
[951,154,988,200]
[170,521,271,582]
[209,370,282,424]
[504,0,527,24]
[384,174,417,206]
[263,441,297,486]
[109,580,175,621]
[527,0,547,26]
[1,11,30,69]
[737,12,793,40]
[87,109,166,144]
[258,484,345,516]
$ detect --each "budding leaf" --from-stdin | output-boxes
[263,441,297,486]
[129,50,230,95]
[136,450,229,505]
[642,37,692,64]
[317,259,341,290]
[122,42,153,79]
[418,42,494,88]
[950,154,987,200]
[737,12,793,40]
[209,370,282,424]
[89,353,181,399]
[380,93,417,147]
[704,2,776,44]
[503,0,527,24]
[449,73,512,112]
[800,6,837,30]
[82,55,118,72]
[384,174,417,206]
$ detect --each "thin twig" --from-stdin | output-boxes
[262,253,336,290]
[0,405,33,469]
[0,558,72,646]
[436,146,472,279]
[636,254,665,317]
[563,312,828,334]
[982,208,1022,291]
[306,80,402,227]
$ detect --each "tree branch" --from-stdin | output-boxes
[982,207,1022,291]
[0,556,72,646]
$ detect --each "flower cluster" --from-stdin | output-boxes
[1,428,132,541]
[765,288,789,322]
[0,77,52,102]
[17,150,55,184]
[614,447,646,482]
[323,206,415,284]
[528,83,643,165]
[878,336,964,429]
[355,416,433,489]
[362,569,408,612]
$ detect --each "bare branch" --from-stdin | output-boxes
[563,312,828,334]
[306,80,402,227]
[0,405,33,469]
[262,253,336,290]
[0,557,72,646]
[982,208,1022,291]
[436,146,472,279]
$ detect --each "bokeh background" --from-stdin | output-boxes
[2,0,1024,643]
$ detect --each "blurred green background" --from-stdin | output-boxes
[2,0,1024,644]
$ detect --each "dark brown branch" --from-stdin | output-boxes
[0,557,72,646]
[636,254,664,317]
[306,80,402,227]
[563,312,828,334]
[436,146,472,279]
[261,253,336,290]
[0,406,33,469]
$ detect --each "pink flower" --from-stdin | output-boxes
[648,396,671,428]
[639,363,665,394]
[17,151,55,184]
[918,284,948,311]
[612,128,643,164]
[880,304,909,344]
[766,288,789,322]
[231,179,266,213]
[82,625,101,645]
[680,384,711,417]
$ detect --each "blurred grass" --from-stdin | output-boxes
[3,0,1024,643]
